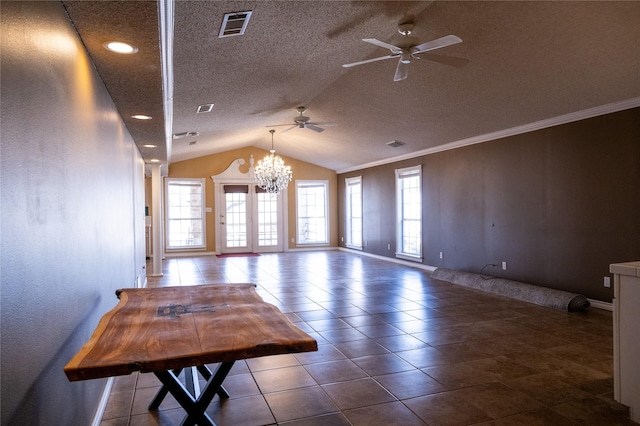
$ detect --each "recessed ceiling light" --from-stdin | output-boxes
[148,159,160,163]
[142,144,158,148]
[104,41,138,54]
[131,114,152,120]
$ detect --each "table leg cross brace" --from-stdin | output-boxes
[151,361,235,426]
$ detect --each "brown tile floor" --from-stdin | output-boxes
[99,251,638,426]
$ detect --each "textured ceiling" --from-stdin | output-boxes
[64,1,640,173]
[64,1,167,163]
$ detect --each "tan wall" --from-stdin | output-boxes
[168,146,338,252]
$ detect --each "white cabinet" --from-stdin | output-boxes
[611,261,640,423]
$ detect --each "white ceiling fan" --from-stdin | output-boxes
[267,107,337,133]
[343,23,465,81]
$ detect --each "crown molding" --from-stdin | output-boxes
[337,97,640,174]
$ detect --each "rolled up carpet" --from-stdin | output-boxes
[430,268,590,311]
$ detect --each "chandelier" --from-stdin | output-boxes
[254,130,292,194]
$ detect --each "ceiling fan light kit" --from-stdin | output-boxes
[397,23,414,36]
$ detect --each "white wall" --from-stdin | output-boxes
[1,2,145,424]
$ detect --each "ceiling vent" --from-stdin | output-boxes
[196,104,214,113]
[188,141,197,146]
[219,11,252,38]
[387,140,406,148]
[173,131,199,139]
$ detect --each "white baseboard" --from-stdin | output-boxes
[164,250,217,258]
[92,377,114,426]
[338,247,437,272]
[338,248,612,311]
[288,246,336,253]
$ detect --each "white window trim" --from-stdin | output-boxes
[395,165,422,262]
[345,176,363,250]
[296,180,329,245]
[165,177,206,251]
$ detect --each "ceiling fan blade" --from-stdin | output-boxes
[417,53,469,68]
[308,121,337,127]
[343,54,398,68]
[394,60,409,81]
[305,124,325,133]
[411,35,462,55]
[362,38,403,53]
[280,125,297,134]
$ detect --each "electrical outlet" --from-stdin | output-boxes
[341,237,344,242]
[291,238,294,243]
[387,243,391,250]
[604,276,611,288]
[439,251,443,259]
[502,261,507,270]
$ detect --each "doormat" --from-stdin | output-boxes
[216,253,260,258]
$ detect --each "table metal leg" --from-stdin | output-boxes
[149,363,231,410]
[149,368,182,410]
[183,361,234,426]
[152,361,235,426]
[196,364,229,398]
[184,366,201,397]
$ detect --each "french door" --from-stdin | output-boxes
[219,184,284,254]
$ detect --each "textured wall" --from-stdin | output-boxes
[338,108,640,302]
[1,2,144,424]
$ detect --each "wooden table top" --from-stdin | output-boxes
[64,284,317,381]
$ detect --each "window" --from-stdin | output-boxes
[256,188,278,246]
[166,178,205,249]
[396,166,421,261]
[345,176,362,249]
[296,180,329,245]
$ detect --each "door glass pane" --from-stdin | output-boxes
[257,192,278,246]
[225,192,247,247]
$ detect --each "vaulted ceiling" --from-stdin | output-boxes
[64,1,640,173]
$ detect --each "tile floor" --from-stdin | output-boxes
[99,251,637,426]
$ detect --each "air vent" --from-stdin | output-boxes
[188,141,197,146]
[196,104,214,113]
[173,131,199,139]
[219,11,252,38]
[387,140,405,148]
